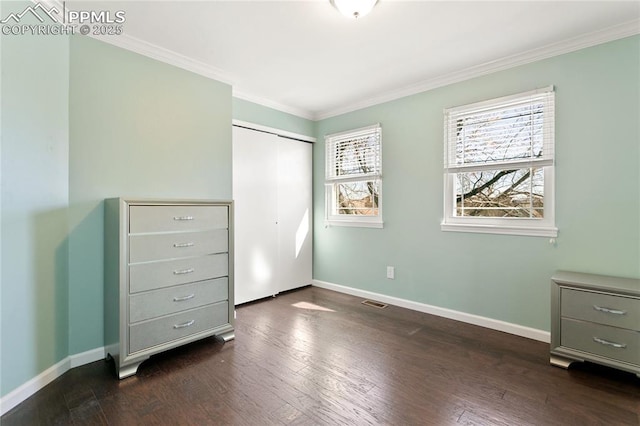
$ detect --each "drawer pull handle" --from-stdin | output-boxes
[173,320,195,329]
[593,305,626,315]
[173,268,194,275]
[173,293,195,302]
[173,216,194,221]
[593,337,627,349]
[173,242,195,248]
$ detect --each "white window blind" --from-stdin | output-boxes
[444,86,555,173]
[326,124,381,182]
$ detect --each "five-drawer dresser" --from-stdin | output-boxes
[550,271,639,378]
[104,198,235,379]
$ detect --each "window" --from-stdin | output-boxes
[442,87,557,237]
[325,124,382,228]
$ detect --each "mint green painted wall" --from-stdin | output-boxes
[68,36,232,354]
[0,17,70,395]
[232,97,315,137]
[313,36,640,332]
[1,18,636,403]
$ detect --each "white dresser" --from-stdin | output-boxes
[550,271,639,378]
[104,198,235,379]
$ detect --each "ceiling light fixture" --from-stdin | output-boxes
[331,0,378,19]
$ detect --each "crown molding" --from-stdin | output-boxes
[232,90,315,121]
[90,32,235,85]
[314,19,640,120]
[90,34,316,119]
[38,0,638,123]
[32,1,316,122]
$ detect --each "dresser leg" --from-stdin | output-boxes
[550,354,581,369]
[118,359,147,379]
[219,331,235,342]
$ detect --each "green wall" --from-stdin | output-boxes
[232,97,315,137]
[1,15,637,404]
[68,35,232,354]
[1,17,70,395]
[313,35,640,332]
[1,30,234,397]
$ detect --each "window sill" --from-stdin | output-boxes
[325,219,384,229]
[441,222,558,238]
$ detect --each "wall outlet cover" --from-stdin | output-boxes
[387,266,395,279]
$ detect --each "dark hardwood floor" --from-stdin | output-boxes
[2,286,639,425]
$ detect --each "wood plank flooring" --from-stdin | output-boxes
[2,286,639,425]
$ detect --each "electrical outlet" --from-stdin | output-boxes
[386,266,395,279]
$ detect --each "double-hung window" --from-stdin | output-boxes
[325,124,383,228]
[442,87,557,237]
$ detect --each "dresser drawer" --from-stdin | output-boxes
[561,318,640,365]
[129,205,228,234]
[561,288,640,331]
[129,229,228,263]
[129,253,228,293]
[129,302,229,354]
[129,277,228,323]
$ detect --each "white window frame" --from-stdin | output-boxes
[441,87,558,237]
[325,124,383,228]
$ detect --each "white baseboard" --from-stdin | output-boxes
[0,357,70,417]
[312,280,550,343]
[0,346,105,416]
[70,347,106,368]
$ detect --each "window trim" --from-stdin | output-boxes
[325,124,383,228]
[441,87,557,238]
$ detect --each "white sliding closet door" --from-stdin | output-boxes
[232,126,312,305]
[277,137,313,294]
[233,127,279,304]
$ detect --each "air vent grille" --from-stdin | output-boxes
[361,299,388,309]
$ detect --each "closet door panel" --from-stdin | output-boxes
[232,127,279,304]
[277,138,313,293]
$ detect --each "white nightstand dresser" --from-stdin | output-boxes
[104,198,235,379]
[550,271,639,378]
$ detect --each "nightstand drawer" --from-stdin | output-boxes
[561,318,640,365]
[561,288,639,331]
[129,302,228,354]
[129,205,228,234]
[129,253,228,293]
[129,229,228,263]
[129,277,228,323]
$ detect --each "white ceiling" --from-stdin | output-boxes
[82,1,639,120]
